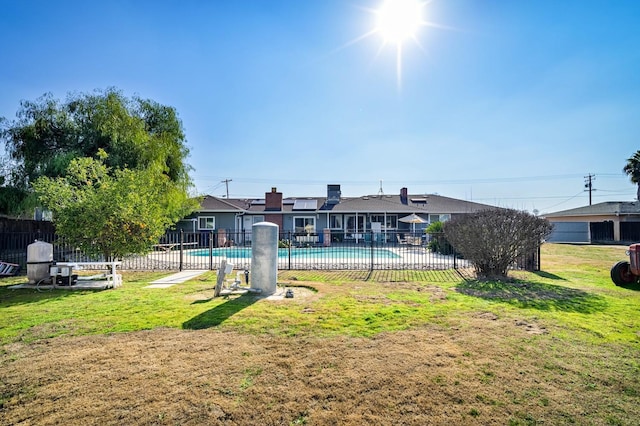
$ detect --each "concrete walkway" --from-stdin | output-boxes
[145,270,207,289]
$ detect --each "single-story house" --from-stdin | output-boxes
[176,184,496,245]
[544,201,640,243]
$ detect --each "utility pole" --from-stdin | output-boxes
[221,179,232,198]
[584,174,595,206]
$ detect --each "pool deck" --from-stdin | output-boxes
[145,270,206,288]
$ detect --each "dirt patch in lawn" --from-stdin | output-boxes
[0,327,495,425]
[185,285,318,304]
[2,318,636,425]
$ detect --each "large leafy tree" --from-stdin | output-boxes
[33,152,198,259]
[0,88,192,208]
[0,155,30,215]
[1,88,199,256]
[444,209,553,280]
[623,150,640,201]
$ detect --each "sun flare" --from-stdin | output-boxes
[334,0,439,90]
[373,0,427,89]
[375,0,424,45]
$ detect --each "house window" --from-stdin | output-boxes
[345,214,366,233]
[243,215,264,231]
[294,217,316,234]
[370,215,397,229]
[198,216,215,230]
[329,215,343,229]
[429,214,450,223]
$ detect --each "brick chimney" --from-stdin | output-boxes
[264,187,283,228]
[400,187,408,205]
[265,187,283,211]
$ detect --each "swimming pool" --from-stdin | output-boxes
[190,247,401,259]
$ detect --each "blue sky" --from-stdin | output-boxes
[1,0,639,214]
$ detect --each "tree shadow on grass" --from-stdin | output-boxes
[532,271,566,281]
[0,284,90,307]
[456,280,607,313]
[182,293,259,330]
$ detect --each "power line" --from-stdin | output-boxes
[193,172,628,187]
[538,191,585,212]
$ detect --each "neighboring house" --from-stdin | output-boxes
[176,184,495,244]
[544,202,640,243]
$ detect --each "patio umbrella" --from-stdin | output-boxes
[399,213,428,233]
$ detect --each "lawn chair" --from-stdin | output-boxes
[396,234,409,247]
[406,236,423,246]
[0,261,20,277]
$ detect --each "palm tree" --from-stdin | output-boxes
[623,150,640,201]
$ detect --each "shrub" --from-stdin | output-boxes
[426,221,454,255]
[444,209,552,279]
[278,239,291,248]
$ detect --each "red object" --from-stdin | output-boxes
[629,244,640,276]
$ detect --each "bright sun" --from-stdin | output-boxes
[335,0,436,89]
[375,0,425,45]
[371,0,427,89]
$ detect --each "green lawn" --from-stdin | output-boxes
[1,244,638,345]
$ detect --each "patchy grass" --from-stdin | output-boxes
[1,243,640,425]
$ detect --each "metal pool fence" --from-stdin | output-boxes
[0,230,540,273]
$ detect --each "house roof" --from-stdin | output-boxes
[199,195,246,212]
[244,197,328,213]
[318,194,494,214]
[544,201,640,218]
[320,195,426,213]
[198,193,495,215]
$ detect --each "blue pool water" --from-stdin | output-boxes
[190,247,401,259]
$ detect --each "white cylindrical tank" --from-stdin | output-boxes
[27,240,53,284]
[250,222,278,295]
